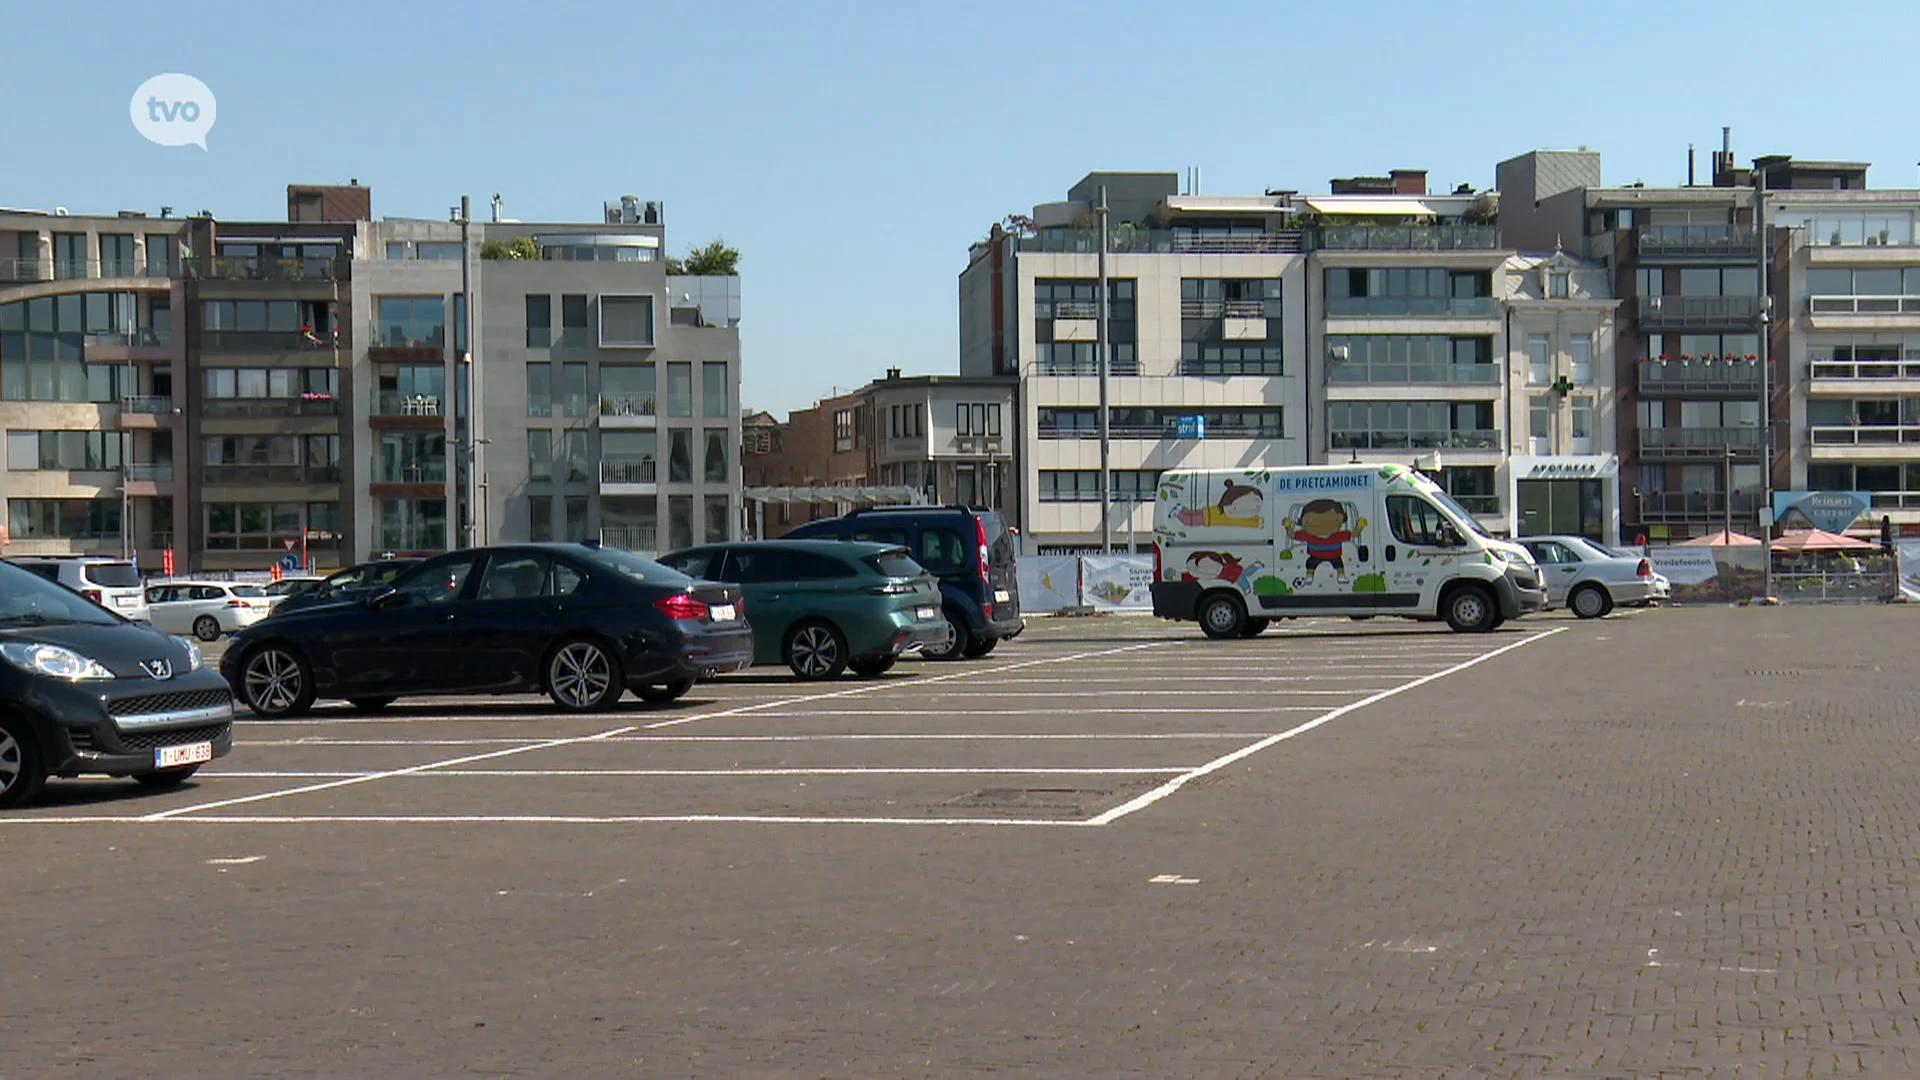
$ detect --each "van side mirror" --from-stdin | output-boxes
[1437,524,1464,547]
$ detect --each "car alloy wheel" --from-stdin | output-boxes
[244,648,309,716]
[0,718,45,809]
[0,729,23,796]
[193,615,221,642]
[549,641,614,710]
[788,624,842,679]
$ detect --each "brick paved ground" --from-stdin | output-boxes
[4,606,1918,1078]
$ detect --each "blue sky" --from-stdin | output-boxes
[2,0,1910,416]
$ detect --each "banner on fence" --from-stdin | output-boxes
[1079,555,1155,610]
[1646,546,1720,585]
[1900,540,1920,602]
[1016,555,1081,615]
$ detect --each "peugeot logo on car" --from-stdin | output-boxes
[141,658,173,680]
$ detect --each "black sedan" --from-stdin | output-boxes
[222,543,752,718]
[0,559,235,809]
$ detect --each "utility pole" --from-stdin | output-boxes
[1096,185,1111,554]
[1724,445,1735,544]
[456,194,477,550]
[1753,166,1774,600]
[120,309,133,561]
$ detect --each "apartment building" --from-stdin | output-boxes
[739,370,1017,538]
[1,187,745,569]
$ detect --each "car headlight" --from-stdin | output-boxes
[0,642,116,681]
[175,636,204,672]
[1498,549,1531,568]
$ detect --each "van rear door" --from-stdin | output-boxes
[979,512,1019,615]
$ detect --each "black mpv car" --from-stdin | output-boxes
[0,559,235,809]
[223,543,752,717]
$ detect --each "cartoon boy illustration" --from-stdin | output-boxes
[1175,480,1264,528]
[1183,551,1244,583]
[1286,499,1367,581]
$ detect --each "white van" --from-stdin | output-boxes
[1150,464,1547,637]
[7,556,150,622]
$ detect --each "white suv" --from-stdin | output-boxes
[7,556,150,621]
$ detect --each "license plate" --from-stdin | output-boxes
[114,595,138,608]
[916,606,937,620]
[993,589,1011,603]
[709,603,737,622]
[155,741,212,769]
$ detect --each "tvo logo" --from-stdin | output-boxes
[130,73,217,149]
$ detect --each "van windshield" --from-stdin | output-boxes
[0,562,121,626]
[1426,491,1492,538]
[82,562,142,588]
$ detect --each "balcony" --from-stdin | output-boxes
[1635,295,1766,330]
[183,255,345,281]
[1638,427,1763,459]
[1307,225,1501,252]
[1808,295,1920,316]
[1329,362,1501,386]
[202,396,340,419]
[1809,358,1920,382]
[1638,491,1762,523]
[1035,358,1142,376]
[1637,360,1762,395]
[373,459,448,485]
[203,465,311,486]
[1325,296,1500,318]
[0,258,177,283]
[200,330,338,353]
[600,524,658,553]
[372,390,445,417]
[122,463,174,484]
[1869,491,1920,514]
[1329,429,1502,451]
[1634,224,1759,260]
[1015,228,1303,255]
[83,329,174,362]
[1179,299,1269,320]
[1809,424,1920,449]
[377,526,447,554]
[598,393,657,427]
[601,457,658,493]
[367,320,447,356]
[1039,422,1285,440]
[117,395,174,430]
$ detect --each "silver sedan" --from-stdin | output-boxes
[1518,535,1665,619]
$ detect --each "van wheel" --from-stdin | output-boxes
[928,609,971,661]
[961,637,998,658]
[1198,593,1248,640]
[0,716,47,810]
[1239,618,1270,638]
[1442,585,1497,633]
[1570,584,1613,619]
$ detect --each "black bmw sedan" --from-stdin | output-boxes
[221,543,752,718]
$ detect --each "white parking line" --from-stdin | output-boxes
[751,706,1336,717]
[1084,629,1566,826]
[10,814,1087,827]
[132,639,1185,822]
[238,732,1272,747]
[202,766,1191,778]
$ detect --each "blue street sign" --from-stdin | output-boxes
[1175,415,1206,439]
[278,553,301,572]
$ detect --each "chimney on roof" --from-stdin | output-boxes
[885,366,902,381]
[1390,169,1427,196]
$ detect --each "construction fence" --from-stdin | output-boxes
[1017,554,1156,614]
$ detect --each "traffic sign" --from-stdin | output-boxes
[283,538,299,552]
[278,552,301,572]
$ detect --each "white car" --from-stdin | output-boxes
[145,580,274,641]
[1518,535,1665,618]
[6,556,150,621]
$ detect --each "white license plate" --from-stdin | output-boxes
[155,741,213,769]
[993,589,1011,603]
[709,603,737,622]
[114,595,138,608]
[916,606,937,620]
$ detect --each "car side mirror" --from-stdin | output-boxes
[365,585,401,610]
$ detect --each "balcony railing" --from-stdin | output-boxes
[598,393,656,417]
[120,395,173,414]
[84,329,172,349]
[374,460,448,484]
[377,527,447,552]
[1179,298,1270,319]
[1637,361,1762,394]
[1808,295,1920,316]
[201,330,337,352]
[1036,358,1142,376]
[122,463,174,484]
[1329,429,1501,451]
[1638,491,1761,522]
[183,255,345,281]
[1325,296,1500,318]
[1180,359,1285,377]
[1039,422,1286,440]
[1635,224,1759,258]
[1809,424,1920,447]
[600,525,659,552]
[203,464,307,485]
[202,396,339,418]
[601,458,658,484]
[368,320,447,350]
[1869,490,1920,511]
[1015,228,1303,255]
[1809,359,1920,381]
[1635,295,1766,329]
[1329,362,1501,385]
[1638,427,1763,457]
[373,390,444,416]
[1307,225,1501,251]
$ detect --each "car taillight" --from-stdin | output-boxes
[975,516,990,583]
[81,589,103,605]
[865,581,915,595]
[654,592,710,621]
[1637,559,1651,577]
[227,599,247,607]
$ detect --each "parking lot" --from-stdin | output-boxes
[7,605,1920,1078]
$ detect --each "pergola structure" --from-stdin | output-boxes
[744,486,929,539]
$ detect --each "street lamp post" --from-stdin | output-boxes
[1724,445,1735,543]
[1753,166,1774,600]
[1096,185,1111,555]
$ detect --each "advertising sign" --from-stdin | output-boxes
[1772,490,1870,534]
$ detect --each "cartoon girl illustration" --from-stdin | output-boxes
[1182,551,1245,583]
[1175,480,1264,528]
[1285,499,1367,581]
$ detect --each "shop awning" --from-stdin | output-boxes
[1303,198,1438,219]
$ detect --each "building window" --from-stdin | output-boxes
[560,362,589,418]
[668,429,693,483]
[305,435,340,480]
[146,235,177,277]
[1530,395,1552,454]
[1328,335,1496,385]
[378,431,446,483]
[1328,401,1499,451]
[667,363,693,417]
[1433,466,1498,515]
[668,495,694,550]
[1037,470,1160,503]
[525,295,551,348]
[1570,395,1594,452]
[1527,335,1551,385]
[204,502,304,550]
[703,429,729,483]
[528,495,552,542]
[378,498,446,551]
[526,363,552,418]
[1325,268,1495,316]
[417,242,461,261]
[53,233,87,279]
[1549,272,1570,299]
[564,431,590,483]
[374,296,446,348]
[1570,335,1593,384]
[1037,406,1283,439]
[834,408,855,450]
[376,366,443,414]
[564,496,588,542]
[8,498,121,539]
[560,294,589,346]
[203,367,336,401]
[701,362,729,418]
[956,403,1002,437]
[306,502,340,543]
[599,294,655,348]
[704,495,731,544]
[527,432,553,482]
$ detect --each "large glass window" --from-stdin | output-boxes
[378,498,447,551]
[703,429,729,483]
[379,431,446,483]
[375,296,446,347]
[203,501,306,550]
[702,362,729,418]
[668,495,693,550]
[525,294,551,348]
[1328,335,1497,385]
[564,431,590,483]
[667,362,693,417]
[1324,268,1495,316]
[564,496,589,542]
[1036,470,1161,502]
[1570,335,1593,384]
[526,363,552,417]
[1328,401,1499,450]
[600,364,654,415]
[1527,335,1551,384]
[703,495,731,544]
[7,430,123,471]
[599,295,654,347]
[527,495,552,542]
[560,362,589,418]
[668,429,693,483]
[527,431,553,482]
[8,498,121,539]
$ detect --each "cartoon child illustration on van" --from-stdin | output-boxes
[1183,551,1244,583]
[1285,499,1367,582]
[1174,480,1264,528]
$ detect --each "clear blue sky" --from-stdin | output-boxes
[3,0,1910,416]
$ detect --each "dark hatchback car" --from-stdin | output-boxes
[0,559,235,809]
[222,543,751,718]
[784,506,1023,659]
[271,558,423,615]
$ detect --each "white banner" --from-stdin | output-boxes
[1647,546,1721,585]
[1017,555,1081,615]
[1900,540,1920,602]
[1079,555,1155,610]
